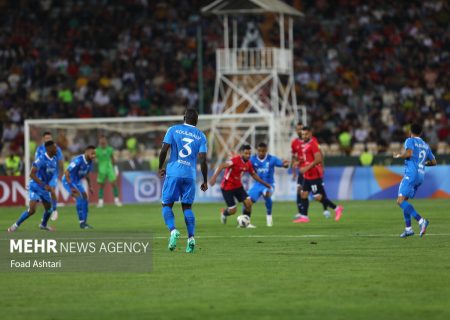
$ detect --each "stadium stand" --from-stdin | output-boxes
[0,0,448,166]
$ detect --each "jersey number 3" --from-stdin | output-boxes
[179,138,194,158]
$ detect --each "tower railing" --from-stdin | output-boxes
[216,48,292,74]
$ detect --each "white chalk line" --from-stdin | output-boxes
[1,234,449,241]
[152,233,450,239]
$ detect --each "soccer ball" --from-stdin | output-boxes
[237,215,250,228]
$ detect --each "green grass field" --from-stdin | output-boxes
[1,199,449,320]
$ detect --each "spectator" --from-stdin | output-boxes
[126,136,138,156]
[359,147,374,167]
[149,149,159,171]
[354,126,369,143]
[2,122,19,143]
[122,151,148,171]
[5,152,22,176]
[0,0,448,158]
[338,129,352,155]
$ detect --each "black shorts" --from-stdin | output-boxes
[302,178,325,197]
[221,187,249,208]
[297,173,304,186]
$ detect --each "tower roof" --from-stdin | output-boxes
[201,0,304,17]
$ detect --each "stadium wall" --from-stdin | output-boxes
[0,174,118,207]
[100,165,450,202]
[1,166,449,206]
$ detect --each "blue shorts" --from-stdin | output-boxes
[161,176,196,205]
[49,174,58,189]
[29,185,52,203]
[62,178,86,195]
[248,183,274,203]
[398,176,423,199]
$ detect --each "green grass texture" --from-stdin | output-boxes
[1,199,449,320]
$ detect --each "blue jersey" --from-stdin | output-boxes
[35,144,63,172]
[67,155,93,183]
[403,137,435,180]
[163,123,207,179]
[250,154,284,185]
[29,153,58,190]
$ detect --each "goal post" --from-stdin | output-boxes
[24,113,282,197]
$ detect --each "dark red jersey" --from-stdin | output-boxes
[220,155,255,190]
[300,138,323,180]
[291,136,319,168]
[291,138,304,165]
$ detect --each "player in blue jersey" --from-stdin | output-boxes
[158,109,208,253]
[393,123,436,238]
[62,146,96,229]
[8,141,58,232]
[248,142,288,227]
[35,132,64,221]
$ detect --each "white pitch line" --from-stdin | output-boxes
[153,234,335,239]
[1,234,449,241]
[152,233,450,239]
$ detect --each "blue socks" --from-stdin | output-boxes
[52,198,57,212]
[403,210,412,228]
[162,206,196,238]
[162,206,176,231]
[76,197,84,223]
[17,210,31,226]
[265,197,272,215]
[76,197,89,223]
[183,209,195,238]
[82,198,88,222]
[400,201,422,227]
[16,208,52,227]
[41,209,52,227]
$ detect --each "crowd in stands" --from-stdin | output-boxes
[295,0,449,153]
[0,0,449,167]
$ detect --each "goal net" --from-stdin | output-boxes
[24,114,285,203]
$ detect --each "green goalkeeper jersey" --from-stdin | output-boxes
[96,146,114,171]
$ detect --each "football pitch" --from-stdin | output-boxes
[1,199,449,320]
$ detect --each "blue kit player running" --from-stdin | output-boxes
[35,131,64,221]
[62,146,96,229]
[394,123,436,238]
[8,141,58,232]
[159,109,208,253]
[248,142,288,227]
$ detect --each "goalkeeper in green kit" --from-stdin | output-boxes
[96,135,122,207]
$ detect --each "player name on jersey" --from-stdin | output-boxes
[174,129,202,140]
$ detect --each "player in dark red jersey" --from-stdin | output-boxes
[209,144,272,228]
[291,122,305,216]
[291,122,330,219]
[293,126,343,223]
